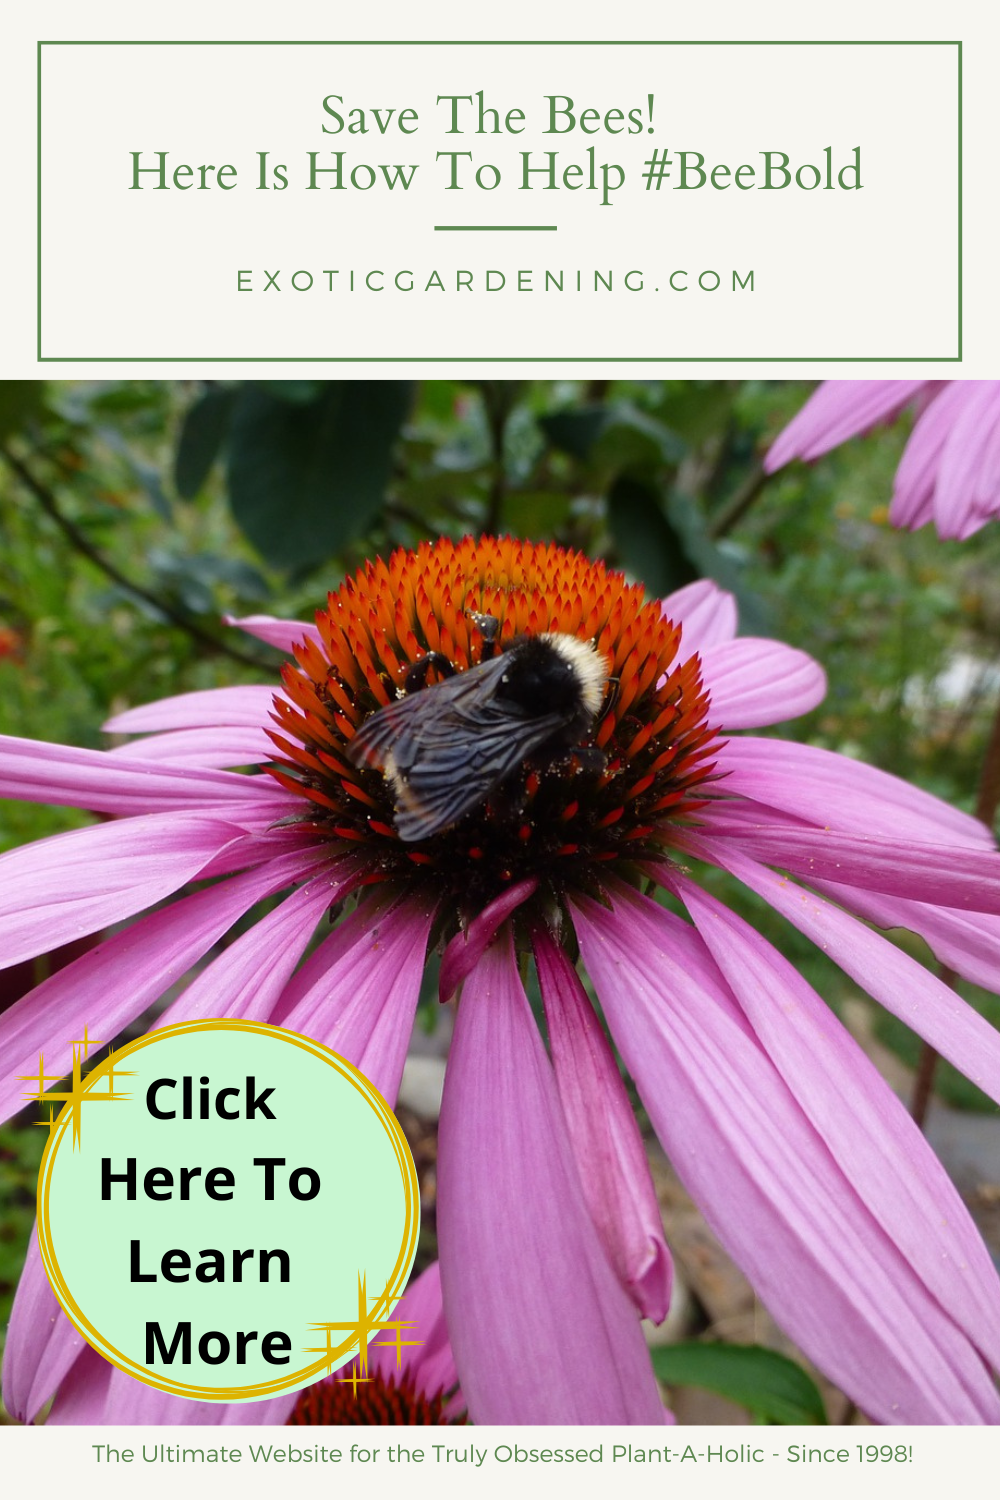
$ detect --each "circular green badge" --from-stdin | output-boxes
[36,1021,418,1402]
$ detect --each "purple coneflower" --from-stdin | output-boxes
[765,380,1000,539]
[43,1261,461,1426]
[3,536,1000,1426]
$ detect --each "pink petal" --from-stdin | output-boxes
[697,808,1000,913]
[439,877,538,1001]
[0,814,242,970]
[889,486,936,533]
[215,1395,304,1424]
[698,639,826,728]
[814,879,1000,1012]
[534,926,672,1322]
[0,844,334,1125]
[108,725,277,769]
[573,886,1000,1423]
[662,579,737,652]
[2,1236,86,1424]
[274,891,437,1105]
[711,737,991,847]
[155,875,349,1027]
[668,869,1000,1368]
[765,381,925,470]
[0,734,285,816]
[47,1347,298,1424]
[224,613,321,653]
[682,841,1000,1111]
[969,394,1000,517]
[933,383,1000,538]
[368,1262,460,1403]
[104,684,279,733]
[194,824,330,880]
[44,1346,112,1424]
[891,381,967,530]
[890,445,939,530]
[437,931,668,1425]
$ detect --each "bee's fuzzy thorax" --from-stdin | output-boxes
[539,633,610,717]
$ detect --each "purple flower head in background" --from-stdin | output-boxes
[3,536,1000,1426]
[766,380,1000,539]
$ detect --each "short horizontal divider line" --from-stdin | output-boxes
[433,225,558,232]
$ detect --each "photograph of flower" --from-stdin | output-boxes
[1,379,998,1426]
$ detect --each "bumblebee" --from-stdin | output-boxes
[347,619,611,842]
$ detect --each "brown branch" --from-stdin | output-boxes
[973,687,1000,829]
[478,383,514,534]
[0,443,274,671]
[708,460,771,540]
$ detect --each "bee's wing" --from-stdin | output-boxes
[347,655,512,773]
[348,656,568,841]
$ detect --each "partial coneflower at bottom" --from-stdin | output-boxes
[43,1263,463,1426]
[3,536,1000,1425]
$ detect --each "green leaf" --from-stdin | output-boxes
[0,382,48,441]
[538,405,609,461]
[259,381,324,406]
[607,476,698,597]
[182,553,271,600]
[665,489,773,635]
[98,427,172,520]
[540,403,685,475]
[650,1343,828,1425]
[591,406,685,476]
[174,386,235,499]
[417,380,464,423]
[504,488,572,538]
[226,382,412,570]
[0,1120,46,1335]
[657,381,738,446]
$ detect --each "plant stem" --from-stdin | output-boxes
[708,460,770,540]
[973,686,1000,828]
[479,382,513,534]
[0,444,273,671]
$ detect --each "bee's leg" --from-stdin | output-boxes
[571,745,608,775]
[528,744,608,779]
[602,677,621,717]
[404,651,457,694]
[466,612,501,661]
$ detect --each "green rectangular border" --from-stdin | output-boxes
[37,39,963,364]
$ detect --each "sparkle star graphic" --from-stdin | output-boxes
[18,1030,132,1147]
[304,1271,421,1395]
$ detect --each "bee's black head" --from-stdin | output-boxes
[498,637,582,716]
[497,633,609,722]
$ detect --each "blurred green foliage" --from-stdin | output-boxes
[0,1125,44,1315]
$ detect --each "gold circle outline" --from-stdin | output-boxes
[36,1019,419,1403]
